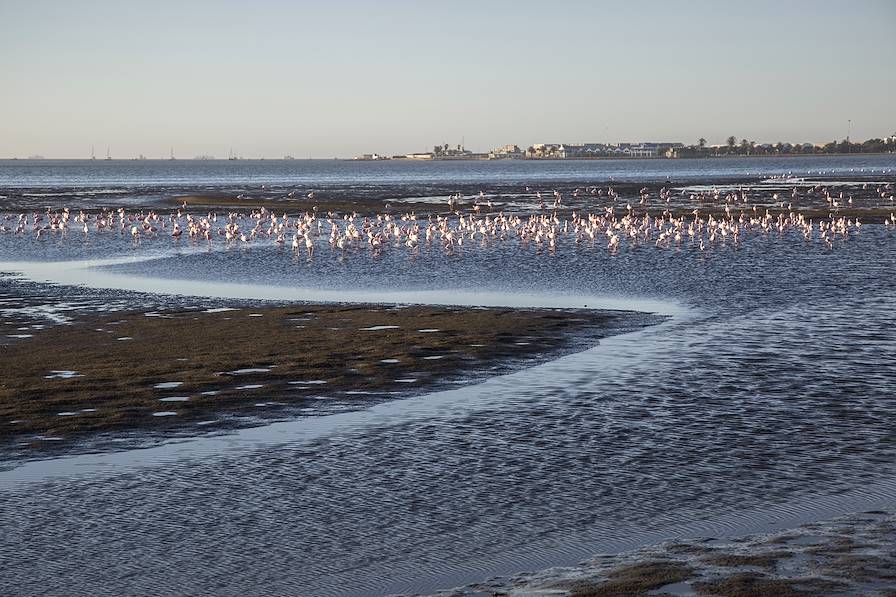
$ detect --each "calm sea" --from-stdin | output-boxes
[1,154,895,190]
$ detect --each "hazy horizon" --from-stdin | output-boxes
[2,0,894,159]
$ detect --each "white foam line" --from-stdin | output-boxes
[0,255,688,483]
[0,258,685,316]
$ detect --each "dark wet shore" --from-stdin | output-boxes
[0,276,660,460]
[432,509,896,597]
[2,174,893,222]
[1,167,894,597]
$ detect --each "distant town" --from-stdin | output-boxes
[9,134,896,161]
[355,135,896,161]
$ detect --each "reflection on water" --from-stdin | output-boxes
[1,221,895,596]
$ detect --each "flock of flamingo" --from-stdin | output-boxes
[1,181,894,257]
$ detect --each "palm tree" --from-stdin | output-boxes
[698,138,707,148]
[726,136,736,149]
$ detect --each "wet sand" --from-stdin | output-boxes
[0,285,655,457]
[3,174,893,223]
[165,176,896,223]
[434,510,896,597]
[2,170,894,595]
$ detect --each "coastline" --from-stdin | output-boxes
[0,275,661,460]
[426,508,896,597]
[3,152,893,162]
[3,174,894,225]
[0,166,893,596]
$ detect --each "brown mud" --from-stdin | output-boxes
[1,298,650,455]
[436,511,896,597]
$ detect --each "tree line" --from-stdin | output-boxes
[687,135,896,156]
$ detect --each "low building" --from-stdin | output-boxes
[666,146,700,158]
[526,142,683,158]
[557,143,611,158]
[432,144,473,159]
[525,144,563,159]
[619,142,683,157]
[488,144,524,159]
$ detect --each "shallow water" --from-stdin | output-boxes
[2,155,895,189]
[1,163,896,596]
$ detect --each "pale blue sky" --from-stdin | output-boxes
[1,0,894,158]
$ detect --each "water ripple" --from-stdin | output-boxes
[1,225,895,597]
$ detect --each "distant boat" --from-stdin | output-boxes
[105,147,111,160]
[91,146,96,160]
[169,147,175,160]
[228,148,238,160]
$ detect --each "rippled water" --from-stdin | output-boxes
[1,165,896,595]
[2,154,895,190]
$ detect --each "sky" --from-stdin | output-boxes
[1,0,894,158]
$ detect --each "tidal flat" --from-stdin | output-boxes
[436,510,896,597]
[1,158,894,597]
[0,277,655,458]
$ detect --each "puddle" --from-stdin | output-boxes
[154,382,183,390]
[44,370,83,379]
[784,534,828,545]
[649,581,696,596]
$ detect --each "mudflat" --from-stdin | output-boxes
[1,295,651,454]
